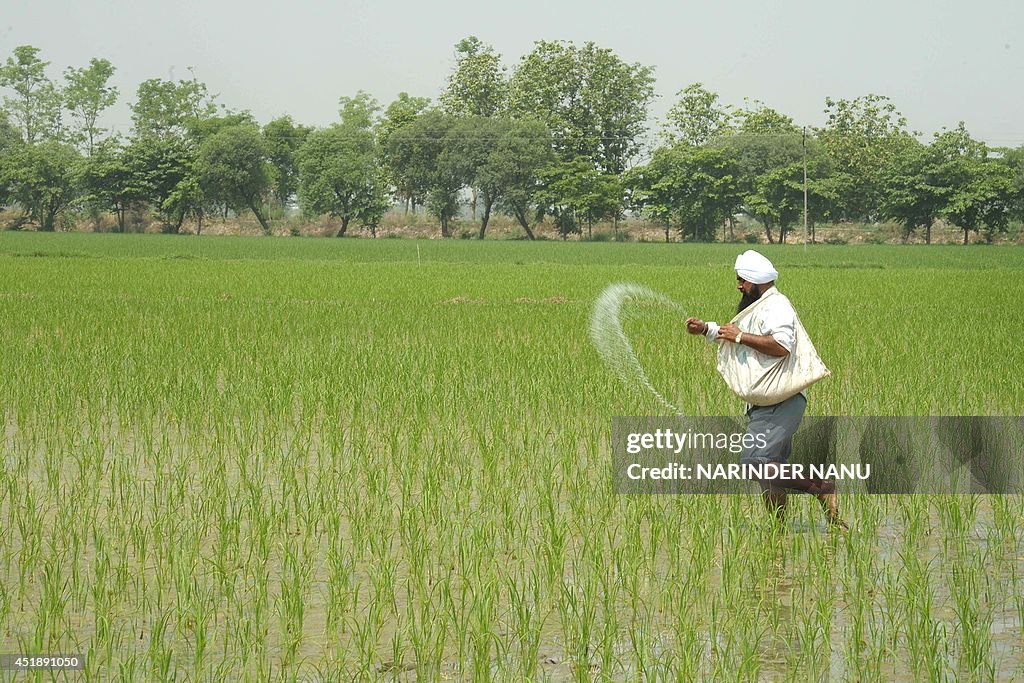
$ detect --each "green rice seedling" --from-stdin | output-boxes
[878,563,906,659]
[558,576,597,681]
[949,555,995,679]
[146,608,173,680]
[406,579,447,678]
[626,601,656,680]
[469,577,501,682]
[351,593,385,678]
[595,550,621,677]
[507,566,544,679]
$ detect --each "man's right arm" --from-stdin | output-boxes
[686,317,720,342]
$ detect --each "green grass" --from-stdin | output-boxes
[0,232,1022,680]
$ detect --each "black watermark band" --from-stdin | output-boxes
[612,416,1024,494]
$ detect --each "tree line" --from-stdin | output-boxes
[1,39,1022,243]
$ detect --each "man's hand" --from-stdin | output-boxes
[685,317,707,335]
[719,323,742,342]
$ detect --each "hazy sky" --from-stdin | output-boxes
[4,0,1023,147]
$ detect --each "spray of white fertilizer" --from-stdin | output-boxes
[589,283,688,415]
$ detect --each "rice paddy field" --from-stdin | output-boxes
[1,232,1022,681]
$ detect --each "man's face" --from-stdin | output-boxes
[737,276,761,312]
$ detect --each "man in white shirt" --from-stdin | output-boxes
[685,250,847,530]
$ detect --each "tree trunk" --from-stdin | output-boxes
[926,222,932,245]
[664,225,670,243]
[764,223,775,244]
[196,212,203,236]
[337,216,350,237]
[963,228,969,245]
[470,188,477,221]
[173,209,186,233]
[116,204,126,234]
[514,208,536,240]
[250,204,271,235]
[478,198,492,240]
[440,215,451,238]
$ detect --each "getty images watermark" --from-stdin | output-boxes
[612,416,1024,494]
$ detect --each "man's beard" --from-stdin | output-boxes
[738,287,762,313]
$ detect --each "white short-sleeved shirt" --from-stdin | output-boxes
[744,290,796,353]
[704,287,796,352]
[704,287,801,406]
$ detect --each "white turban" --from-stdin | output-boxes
[734,250,778,284]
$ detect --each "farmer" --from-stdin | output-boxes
[685,250,847,530]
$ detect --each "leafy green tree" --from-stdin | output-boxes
[744,163,809,244]
[0,45,63,143]
[130,72,218,139]
[509,40,655,175]
[122,134,196,232]
[535,159,587,238]
[196,124,273,233]
[163,170,210,234]
[79,140,141,232]
[930,123,1016,244]
[63,58,118,154]
[263,116,311,209]
[440,38,510,221]
[4,140,82,230]
[801,167,840,243]
[377,92,431,212]
[377,93,431,147]
[944,161,1016,244]
[338,91,381,130]
[492,120,554,240]
[715,105,803,177]
[706,103,840,243]
[450,117,555,239]
[442,114,565,239]
[816,94,917,221]
[577,171,623,239]
[445,116,501,236]
[440,36,508,117]
[661,83,733,146]
[994,144,1024,223]
[385,110,463,237]
[186,112,257,145]
[0,112,21,210]
[627,144,742,242]
[880,138,945,243]
[297,124,386,236]
[533,159,623,239]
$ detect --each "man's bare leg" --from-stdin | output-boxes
[760,463,848,530]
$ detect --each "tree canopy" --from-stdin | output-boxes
[0,42,1021,243]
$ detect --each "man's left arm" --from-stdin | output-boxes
[717,324,790,357]
[719,299,796,358]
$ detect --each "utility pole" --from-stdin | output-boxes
[803,126,809,250]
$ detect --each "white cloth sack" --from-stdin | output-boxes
[716,290,830,406]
